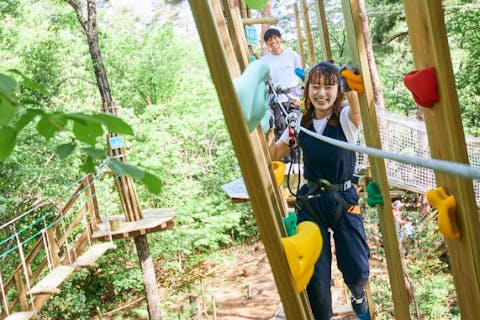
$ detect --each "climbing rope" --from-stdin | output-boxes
[15,230,36,312]
[61,219,73,264]
[0,271,9,317]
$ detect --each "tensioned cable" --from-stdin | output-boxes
[0,175,88,231]
[0,194,97,259]
[298,126,480,180]
[0,155,116,231]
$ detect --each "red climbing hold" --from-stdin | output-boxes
[403,67,439,108]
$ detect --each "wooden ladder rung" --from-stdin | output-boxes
[5,311,37,320]
[28,265,76,295]
[72,242,117,268]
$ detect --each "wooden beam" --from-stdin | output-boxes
[301,0,316,65]
[242,17,278,25]
[403,1,480,318]
[342,0,411,319]
[294,3,307,69]
[188,0,314,318]
[313,0,332,60]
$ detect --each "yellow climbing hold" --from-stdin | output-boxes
[272,161,286,187]
[281,221,322,292]
[426,186,460,240]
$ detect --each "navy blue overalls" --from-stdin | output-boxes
[296,119,370,320]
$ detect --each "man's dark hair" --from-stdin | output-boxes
[263,28,282,42]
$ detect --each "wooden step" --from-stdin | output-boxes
[5,311,37,320]
[72,242,116,268]
[28,265,76,295]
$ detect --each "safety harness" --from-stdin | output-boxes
[295,179,354,229]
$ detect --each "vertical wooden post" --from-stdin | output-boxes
[341,0,411,319]
[83,174,100,231]
[14,272,29,311]
[403,1,480,318]
[313,0,332,61]
[301,0,316,65]
[46,228,60,267]
[189,0,314,318]
[294,3,307,69]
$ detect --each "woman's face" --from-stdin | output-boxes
[308,75,338,118]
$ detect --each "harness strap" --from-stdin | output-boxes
[307,179,352,192]
[297,179,356,229]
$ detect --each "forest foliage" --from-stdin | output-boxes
[0,0,479,319]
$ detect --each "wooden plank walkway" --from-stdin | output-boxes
[28,242,117,296]
[4,311,37,320]
[72,242,116,268]
[28,265,76,295]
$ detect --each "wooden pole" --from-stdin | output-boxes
[342,0,411,319]
[189,0,314,318]
[301,0,316,65]
[403,1,480,318]
[294,3,307,69]
[242,17,279,25]
[313,0,332,61]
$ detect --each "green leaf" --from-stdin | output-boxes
[82,147,105,159]
[8,69,47,94]
[71,116,103,146]
[55,143,76,159]
[80,156,96,173]
[15,109,44,131]
[141,172,162,194]
[0,73,17,94]
[36,115,62,140]
[244,0,268,11]
[0,98,17,126]
[108,159,144,179]
[93,113,134,135]
[0,126,17,160]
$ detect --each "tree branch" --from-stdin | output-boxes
[64,0,88,33]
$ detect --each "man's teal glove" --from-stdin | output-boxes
[339,65,364,93]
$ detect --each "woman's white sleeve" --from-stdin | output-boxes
[340,107,362,145]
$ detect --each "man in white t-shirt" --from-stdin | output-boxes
[261,28,303,165]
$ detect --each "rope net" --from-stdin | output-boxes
[355,107,480,204]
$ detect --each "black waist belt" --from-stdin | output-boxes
[307,179,352,192]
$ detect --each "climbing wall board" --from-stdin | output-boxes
[341,0,411,319]
[403,1,480,318]
[188,1,313,318]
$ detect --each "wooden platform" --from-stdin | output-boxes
[91,208,175,241]
[4,312,37,320]
[221,178,249,203]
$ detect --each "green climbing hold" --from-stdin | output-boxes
[283,211,297,236]
[366,181,384,207]
[233,59,271,133]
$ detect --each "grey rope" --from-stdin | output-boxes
[299,126,480,180]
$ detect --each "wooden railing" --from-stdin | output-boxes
[0,174,107,319]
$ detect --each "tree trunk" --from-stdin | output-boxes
[134,235,163,320]
[66,1,163,318]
